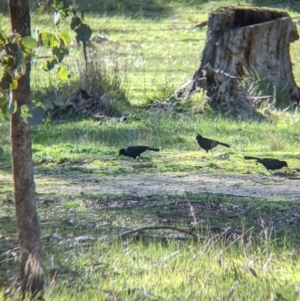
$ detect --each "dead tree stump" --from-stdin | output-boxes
[177,7,300,115]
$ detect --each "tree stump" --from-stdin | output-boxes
[177,7,300,115]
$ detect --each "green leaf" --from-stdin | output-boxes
[59,31,70,46]
[0,96,8,116]
[59,8,72,19]
[50,0,69,12]
[31,100,45,108]
[11,78,18,90]
[0,31,6,42]
[57,65,70,81]
[21,36,37,50]
[52,46,67,63]
[0,72,12,92]
[41,32,58,48]
[20,104,29,124]
[70,16,82,30]
[2,55,16,69]
[36,5,45,14]
[43,57,57,71]
[0,146,3,157]
[5,43,19,56]
[75,23,92,42]
[0,32,6,48]
[21,102,45,126]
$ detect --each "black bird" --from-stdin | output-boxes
[244,156,288,171]
[119,146,159,159]
[196,134,230,154]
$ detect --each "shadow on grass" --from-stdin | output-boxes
[29,114,162,148]
[1,191,299,292]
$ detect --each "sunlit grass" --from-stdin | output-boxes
[1,1,300,299]
[1,0,299,105]
[41,239,300,301]
[2,189,300,300]
[1,110,299,177]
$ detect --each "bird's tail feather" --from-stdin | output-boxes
[219,142,230,148]
[244,156,260,160]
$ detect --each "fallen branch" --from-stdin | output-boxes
[249,176,287,185]
[248,177,272,185]
[48,87,114,119]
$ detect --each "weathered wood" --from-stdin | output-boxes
[178,7,300,113]
[49,87,113,119]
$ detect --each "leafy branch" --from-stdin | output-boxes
[0,0,93,122]
[0,32,37,115]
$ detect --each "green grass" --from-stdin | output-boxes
[1,109,300,177]
[1,0,300,105]
[1,0,300,299]
[3,111,296,176]
[42,240,300,301]
[1,192,300,300]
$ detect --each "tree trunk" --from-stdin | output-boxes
[8,0,43,296]
[177,7,300,114]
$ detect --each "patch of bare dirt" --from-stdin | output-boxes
[36,173,300,200]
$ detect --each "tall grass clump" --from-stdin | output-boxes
[75,52,129,104]
[143,81,179,109]
[240,70,298,114]
[31,51,129,112]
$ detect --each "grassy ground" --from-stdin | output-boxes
[1,111,299,177]
[1,0,300,300]
[1,191,300,300]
